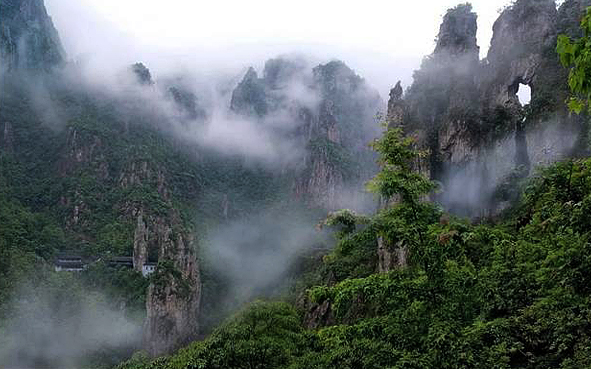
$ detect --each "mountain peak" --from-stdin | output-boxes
[0,0,65,72]
[131,62,154,85]
[434,3,479,57]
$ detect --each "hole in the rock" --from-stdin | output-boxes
[516,83,531,106]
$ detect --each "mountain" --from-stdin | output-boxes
[231,57,382,210]
[117,2,591,368]
[390,1,590,217]
[0,0,65,71]
[0,0,383,364]
[4,0,591,367]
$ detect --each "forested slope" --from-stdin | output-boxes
[119,135,591,369]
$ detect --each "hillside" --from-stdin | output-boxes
[117,1,591,368]
[118,154,591,368]
[2,0,591,368]
[0,0,382,366]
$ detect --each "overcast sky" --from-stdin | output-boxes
[44,0,534,95]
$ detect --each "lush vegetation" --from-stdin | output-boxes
[5,3,591,367]
[0,72,323,366]
[113,17,591,364]
[115,109,591,367]
[558,7,591,114]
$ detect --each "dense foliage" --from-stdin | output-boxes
[5,3,591,367]
[557,7,591,114]
[0,76,232,366]
[0,72,324,365]
[119,302,313,369]
[118,118,591,368]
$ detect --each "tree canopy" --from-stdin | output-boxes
[557,7,591,113]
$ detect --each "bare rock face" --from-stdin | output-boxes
[0,0,65,72]
[302,298,334,329]
[481,0,558,109]
[377,238,407,273]
[403,4,480,180]
[230,57,381,211]
[142,211,200,357]
[298,140,345,209]
[389,0,588,217]
[121,161,201,356]
[132,209,150,272]
[434,3,479,57]
[387,81,405,128]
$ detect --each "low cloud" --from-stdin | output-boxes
[0,280,142,368]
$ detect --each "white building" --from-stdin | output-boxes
[142,262,157,277]
[54,254,86,272]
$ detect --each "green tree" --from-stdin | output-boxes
[318,127,441,282]
[369,127,440,263]
[367,127,435,204]
[557,7,591,113]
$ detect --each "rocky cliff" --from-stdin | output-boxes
[390,0,590,217]
[118,155,200,356]
[0,52,203,356]
[0,0,65,72]
[140,207,200,357]
[404,4,480,181]
[230,67,270,117]
[131,62,154,86]
[231,57,382,210]
[557,0,591,37]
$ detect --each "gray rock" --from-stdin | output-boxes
[131,62,154,86]
[387,0,588,217]
[0,0,65,72]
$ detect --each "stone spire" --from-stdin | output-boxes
[434,3,479,59]
[387,81,405,128]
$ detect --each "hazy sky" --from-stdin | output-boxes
[44,0,526,95]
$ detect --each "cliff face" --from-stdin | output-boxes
[434,3,479,56]
[557,0,591,37]
[482,0,558,108]
[55,112,202,357]
[230,67,269,117]
[118,158,200,356]
[231,58,381,210]
[0,0,65,72]
[141,208,200,357]
[404,4,480,181]
[391,0,589,216]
